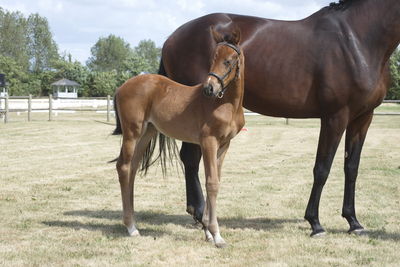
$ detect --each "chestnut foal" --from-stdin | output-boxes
[114,28,244,248]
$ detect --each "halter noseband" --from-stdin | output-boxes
[208,42,241,98]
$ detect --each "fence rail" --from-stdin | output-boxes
[0,96,399,124]
[0,95,113,123]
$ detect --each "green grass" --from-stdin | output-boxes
[1,113,399,266]
[375,103,400,113]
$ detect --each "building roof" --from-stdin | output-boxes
[51,78,80,87]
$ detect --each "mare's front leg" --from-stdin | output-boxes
[342,111,373,234]
[180,142,205,222]
[201,137,227,248]
[304,112,348,237]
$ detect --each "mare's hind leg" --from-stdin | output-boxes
[304,112,348,236]
[180,142,205,222]
[117,124,157,236]
[342,111,373,234]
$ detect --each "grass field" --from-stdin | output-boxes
[1,110,399,266]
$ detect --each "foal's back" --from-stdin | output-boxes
[116,74,206,143]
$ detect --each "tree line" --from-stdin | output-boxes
[0,7,400,98]
[0,8,160,97]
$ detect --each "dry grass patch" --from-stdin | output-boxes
[1,113,399,266]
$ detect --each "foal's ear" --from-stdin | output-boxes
[210,26,224,43]
[230,27,241,45]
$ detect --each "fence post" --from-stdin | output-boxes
[285,118,289,125]
[49,94,53,121]
[4,95,9,123]
[107,95,111,122]
[28,94,32,122]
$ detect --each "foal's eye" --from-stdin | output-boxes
[224,60,231,67]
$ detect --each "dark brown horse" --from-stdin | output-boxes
[114,29,244,247]
[158,0,400,236]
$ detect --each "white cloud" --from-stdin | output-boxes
[37,0,63,13]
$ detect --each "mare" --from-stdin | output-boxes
[113,28,244,247]
[158,0,400,236]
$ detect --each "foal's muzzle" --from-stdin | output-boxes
[203,84,214,97]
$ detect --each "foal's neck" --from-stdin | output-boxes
[220,75,244,111]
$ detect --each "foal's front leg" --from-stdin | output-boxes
[203,141,231,243]
[201,137,226,248]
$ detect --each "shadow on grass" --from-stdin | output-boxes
[324,227,400,241]
[56,209,301,231]
[42,218,171,239]
[296,225,400,242]
[43,209,400,241]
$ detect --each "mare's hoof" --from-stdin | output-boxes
[310,231,326,238]
[186,205,203,223]
[348,228,367,236]
[186,206,195,216]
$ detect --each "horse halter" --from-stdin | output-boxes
[208,42,241,98]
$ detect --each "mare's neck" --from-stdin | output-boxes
[345,0,400,63]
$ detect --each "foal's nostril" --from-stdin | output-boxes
[204,84,213,96]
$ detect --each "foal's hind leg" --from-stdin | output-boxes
[117,133,138,236]
[342,111,373,235]
[117,124,157,236]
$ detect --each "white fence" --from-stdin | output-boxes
[0,96,399,124]
[0,95,113,123]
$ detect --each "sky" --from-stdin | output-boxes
[0,0,333,64]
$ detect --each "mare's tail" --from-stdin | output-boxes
[112,95,122,135]
[111,57,181,176]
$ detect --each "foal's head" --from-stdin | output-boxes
[203,27,242,98]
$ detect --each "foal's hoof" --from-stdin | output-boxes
[127,226,140,237]
[214,235,227,248]
[215,241,228,248]
[204,231,214,242]
[310,230,326,238]
[348,228,367,236]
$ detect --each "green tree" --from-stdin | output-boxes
[389,48,400,100]
[121,52,153,77]
[0,8,59,95]
[87,71,119,97]
[27,13,59,73]
[0,8,30,70]
[0,55,41,95]
[134,39,161,73]
[87,35,133,72]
